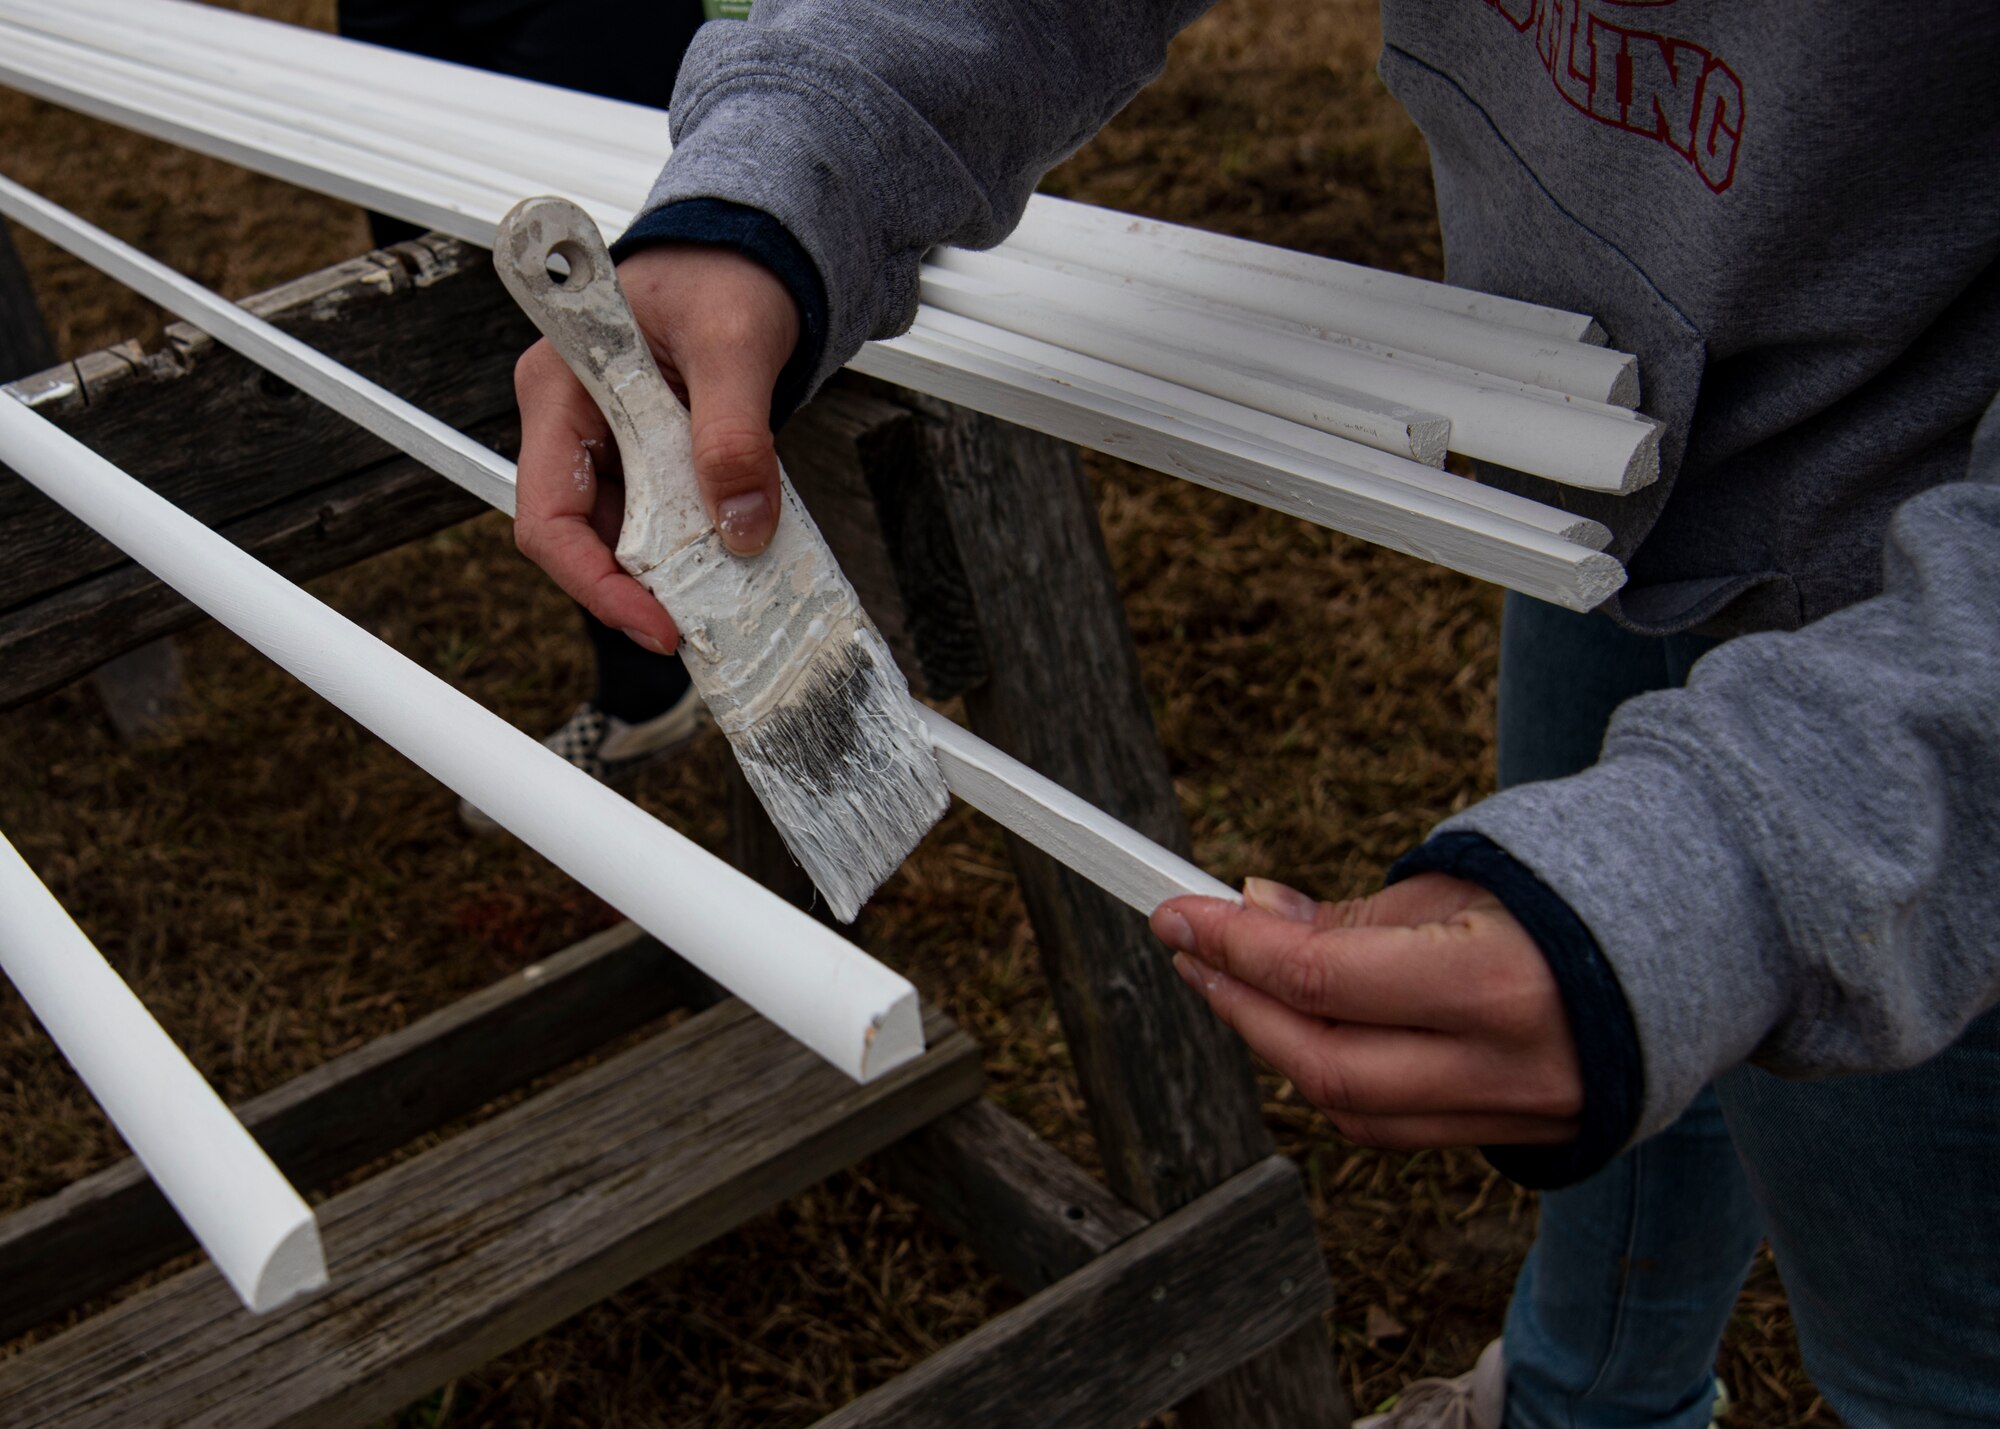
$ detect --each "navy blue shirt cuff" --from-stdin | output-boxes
[610,199,830,428]
[1388,831,1642,1190]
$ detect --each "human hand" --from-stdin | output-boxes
[511,243,800,654]
[1152,874,1582,1150]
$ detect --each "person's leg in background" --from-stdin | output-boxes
[338,0,709,823]
[1716,1010,2000,1427]
[1493,592,1762,1429]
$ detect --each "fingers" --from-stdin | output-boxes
[683,357,783,556]
[1171,954,1581,1121]
[1155,891,1554,1036]
[1154,897,1465,1027]
[1243,875,1318,922]
[619,246,800,557]
[1157,877,1585,1153]
[1244,871,1489,934]
[512,339,680,652]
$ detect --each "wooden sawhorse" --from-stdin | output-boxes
[0,234,1348,1426]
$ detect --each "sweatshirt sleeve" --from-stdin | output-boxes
[641,0,1216,394]
[1437,391,2000,1146]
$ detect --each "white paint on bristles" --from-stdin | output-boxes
[0,393,926,1084]
[0,830,327,1315]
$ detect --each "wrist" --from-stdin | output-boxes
[1390,831,1643,1187]
[613,199,829,425]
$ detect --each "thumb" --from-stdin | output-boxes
[683,356,783,556]
[616,244,799,556]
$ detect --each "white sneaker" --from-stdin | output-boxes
[1355,1342,1730,1429]
[1356,1339,1505,1428]
[458,688,708,833]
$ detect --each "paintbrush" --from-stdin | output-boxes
[494,196,947,922]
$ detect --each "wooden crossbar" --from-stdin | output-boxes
[0,922,702,1342]
[0,1001,982,1427]
[811,1156,1332,1429]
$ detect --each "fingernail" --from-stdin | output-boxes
[1174,951,1228,995]
[1244,876,1318,923]
[716,492,772,554]
[621,626,670,656]
[1152,907,1195,953]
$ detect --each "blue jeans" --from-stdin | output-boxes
[1494,593,2000,1429]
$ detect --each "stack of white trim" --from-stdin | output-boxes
[0,0,1645,611]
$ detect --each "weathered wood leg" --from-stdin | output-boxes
[914,407,1346,1426]
[0,217,55,380]
[3,219,191,736]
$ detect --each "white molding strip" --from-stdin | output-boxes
[0,830,327,1314]
[10,0,673,156]
[920,259,1451,466]
[921,711,1237,913]
[0,172,517,515]
[863,322,1625,608]
[1010,195,1607,346]
[900,309,1615,549]
[0,1,659,206]
[920,255,1659,491]
[935,243,1637,408]
[0,393,925,1084]
[928,239,1632,404]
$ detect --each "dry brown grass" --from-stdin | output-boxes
[0,0,1826,1422]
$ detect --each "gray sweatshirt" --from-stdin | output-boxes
[642,1,2000,1146]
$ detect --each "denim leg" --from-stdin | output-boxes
[1495,595,1760,1428]
[1717,1005,2000,1427]
[1503,1088,1764,1429]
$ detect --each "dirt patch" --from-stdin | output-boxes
[0,0,1822,1422]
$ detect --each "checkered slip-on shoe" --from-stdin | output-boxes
[459,686,708,834]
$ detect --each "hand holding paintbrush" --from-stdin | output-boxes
[497,197,947,921]
[509,241,795,651]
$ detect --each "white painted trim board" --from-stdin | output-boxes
[0,830,327,1315]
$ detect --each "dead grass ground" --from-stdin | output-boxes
[0,0,1828,1423]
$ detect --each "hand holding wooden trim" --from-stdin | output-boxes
[1152,875,1584,1150]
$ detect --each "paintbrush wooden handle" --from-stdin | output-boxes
[492,195,708,569]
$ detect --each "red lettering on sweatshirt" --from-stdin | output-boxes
[1478,0,1745,192]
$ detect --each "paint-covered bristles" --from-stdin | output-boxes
[731,626,949,922]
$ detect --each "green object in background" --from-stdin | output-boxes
[702,0,752,17]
